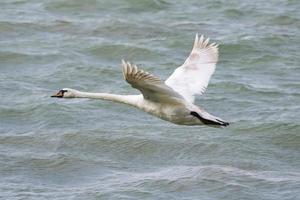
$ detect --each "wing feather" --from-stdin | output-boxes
[165,34,219,103]
[122,60,184,103]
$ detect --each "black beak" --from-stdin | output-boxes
[51,90,64,98]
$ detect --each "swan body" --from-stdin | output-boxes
[52,34,229,127]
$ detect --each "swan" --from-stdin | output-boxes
[51,34,229,127]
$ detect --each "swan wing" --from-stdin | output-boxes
[122,60,184,103]
[165,34,219,103]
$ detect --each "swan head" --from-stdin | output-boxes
[51,88,79,98]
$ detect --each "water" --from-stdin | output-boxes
[1,0,300,199]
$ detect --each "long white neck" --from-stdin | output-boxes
[74,91,141,107]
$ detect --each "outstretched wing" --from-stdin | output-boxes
[122,60,184,103]
[165,34,219,103]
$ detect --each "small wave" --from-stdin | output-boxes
[221,43,261,56]
[235,122,300,133]
[85,43,160,61]
[118,0,170,12]
[0,50,63,70]
[268,15,299,26]
[224,9,244,18]
[108,165,300,191]
[272,132,300,149]
[212,81,286,96]
[45,0,169,14]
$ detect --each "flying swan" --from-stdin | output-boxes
[52,34,229,127]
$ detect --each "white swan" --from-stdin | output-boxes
[52,34,229,127]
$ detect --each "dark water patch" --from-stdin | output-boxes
[0,133,62,152]
[224,9,244,18]
[268,15,300,26]
[0,51,34,64]
[0,20,61,40]
[272,132,300,150]
[250,54,282,65]
[68,65,121,82]
[42,20,87,35]
[45,0,169,15]
[0,51,63,69]
[0,20,48,31]
[212,81,286,98]
[91,19,170,40]
[257,34,299,57]
[86,43,161,62]
[220,43,261,60]
[119,0,170,13]
[235,122,300,134]
[168,21,208,29]
[44,0,109,14]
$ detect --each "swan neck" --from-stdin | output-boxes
[76,91,140,107]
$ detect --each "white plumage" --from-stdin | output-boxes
[165,34,219,103]
[52,34,229,127]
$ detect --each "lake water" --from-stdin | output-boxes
[1,0,300,199]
